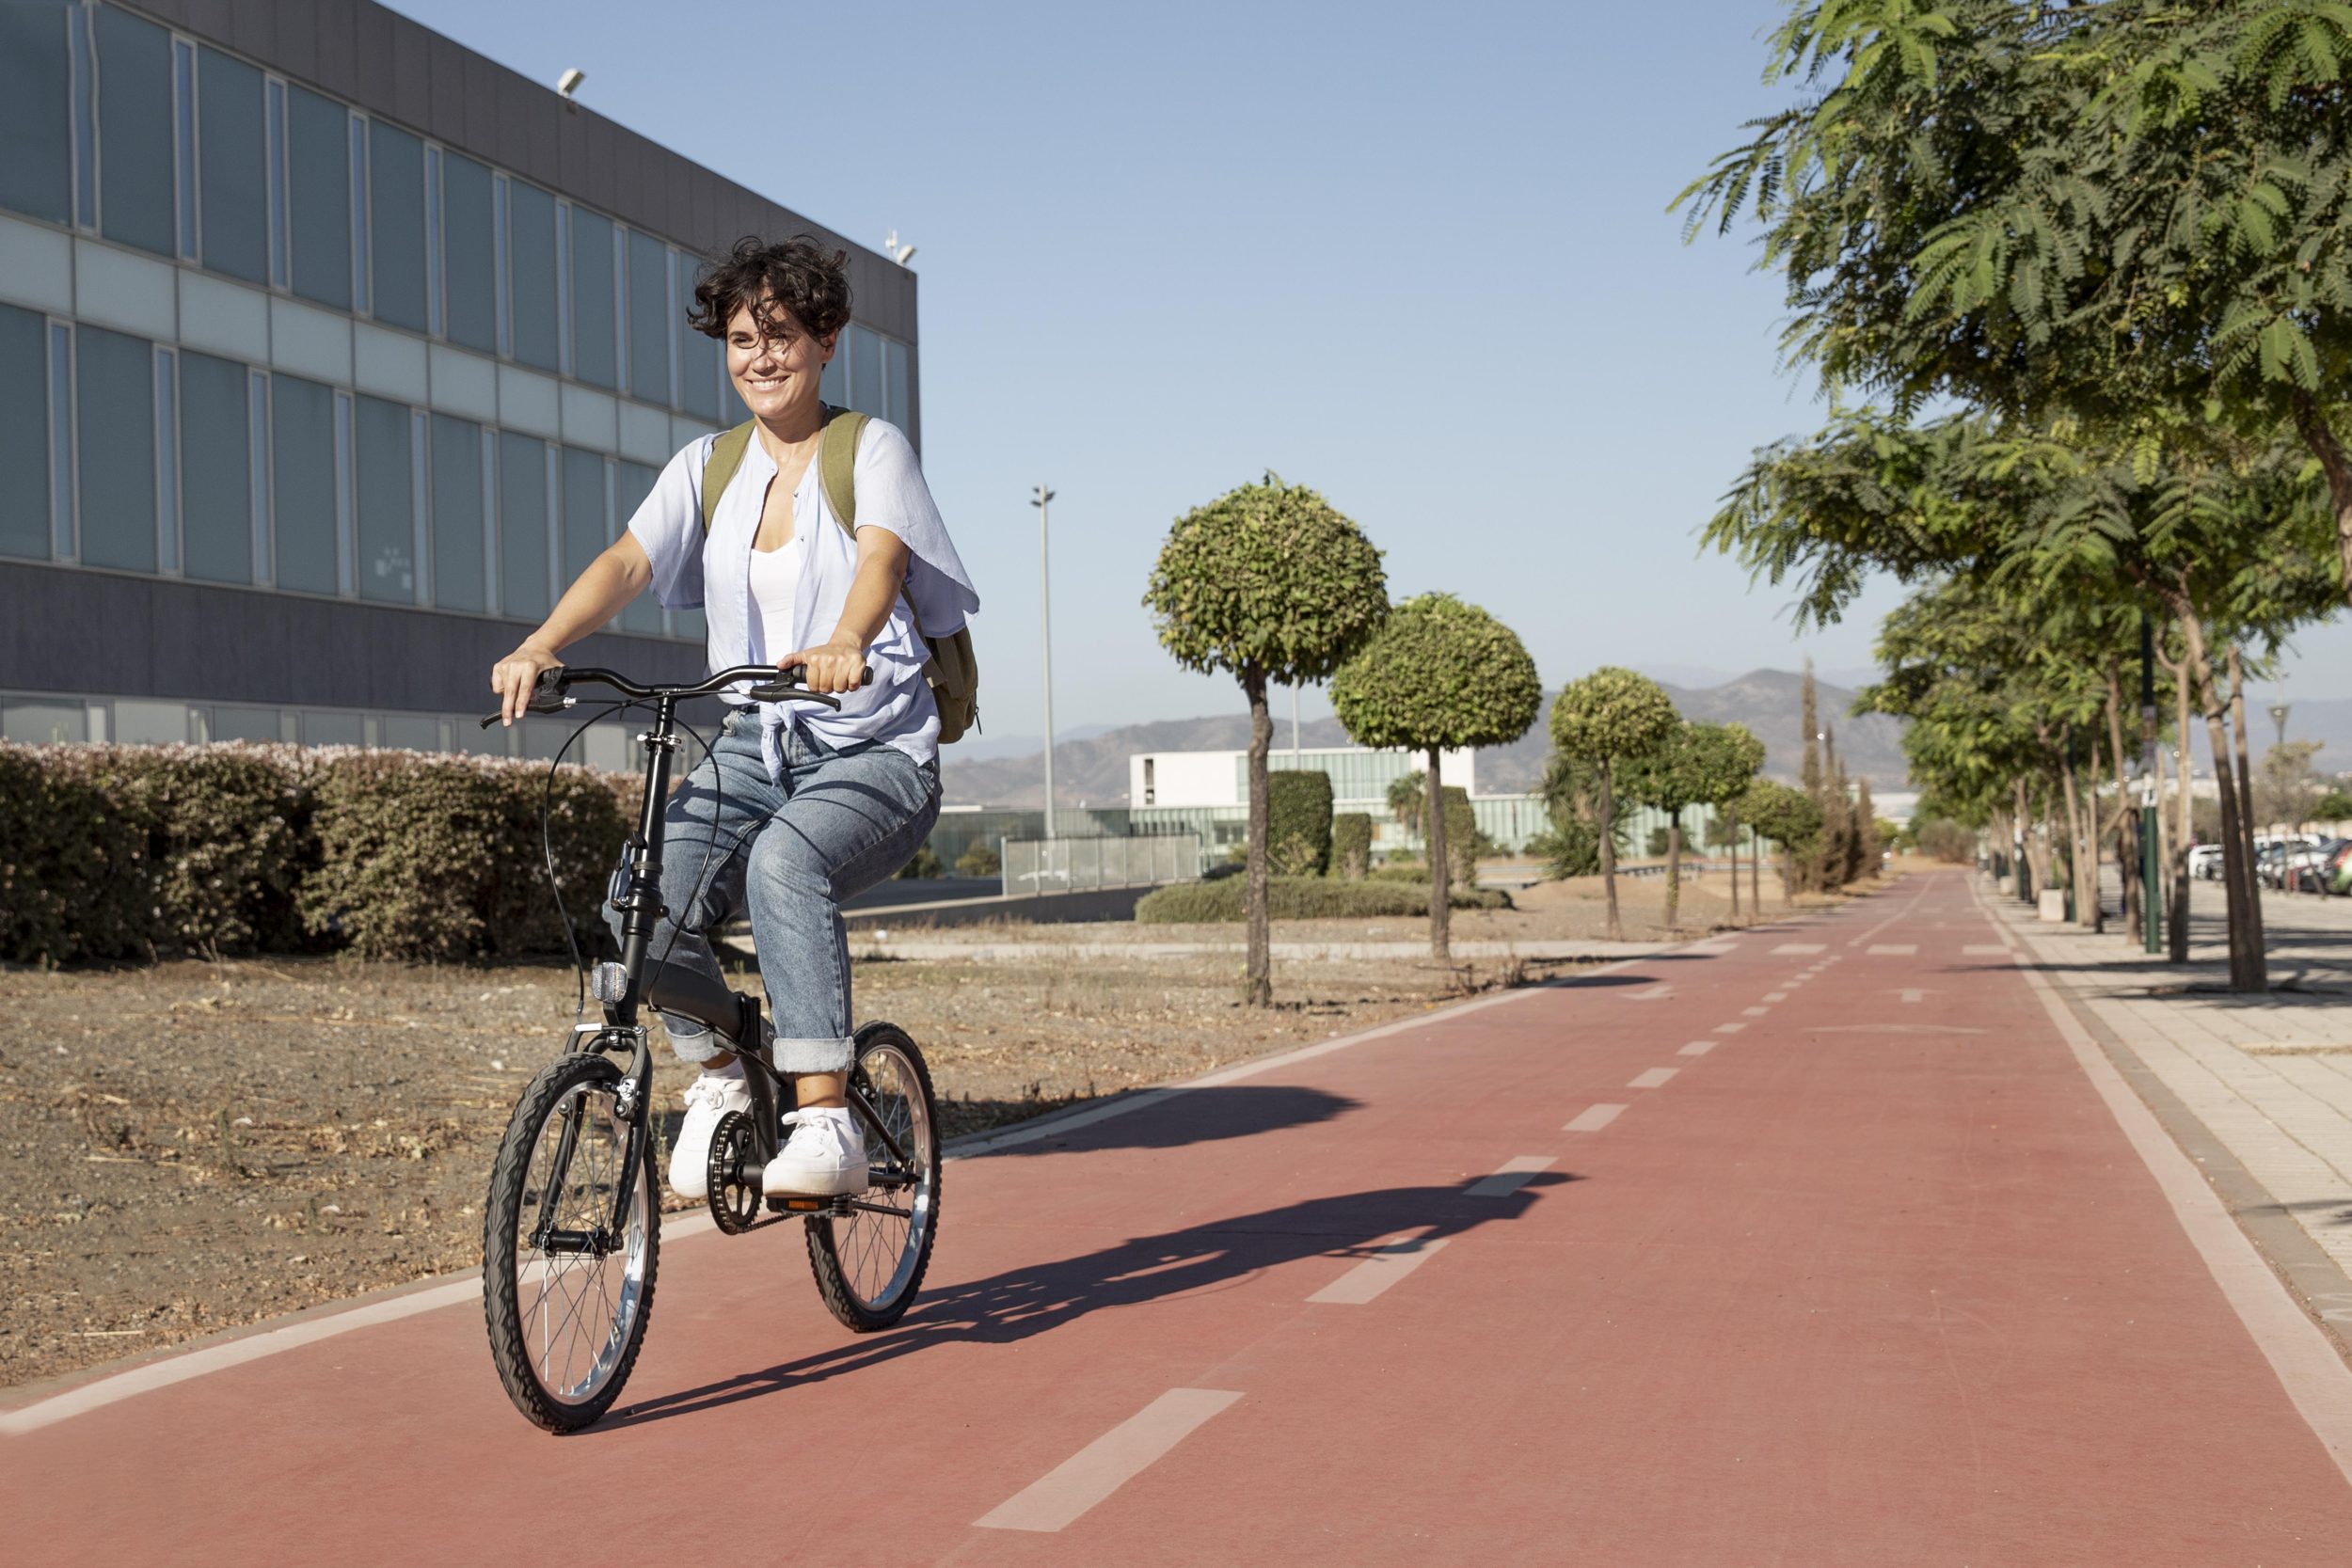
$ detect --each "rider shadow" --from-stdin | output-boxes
[595,1171,1577,1432]
[961,1085,1360,1156]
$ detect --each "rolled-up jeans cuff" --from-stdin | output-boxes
[771,1035,854,1073]
[657,1012,723,1065]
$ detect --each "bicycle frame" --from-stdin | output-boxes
[512,666,911,1248]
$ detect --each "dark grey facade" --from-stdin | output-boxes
[0,0,920,767]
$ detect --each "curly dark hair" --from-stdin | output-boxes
[687,234,852,344]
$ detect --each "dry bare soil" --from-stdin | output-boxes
[2,944,1500,1389]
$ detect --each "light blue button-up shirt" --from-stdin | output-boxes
[627,418,977,772]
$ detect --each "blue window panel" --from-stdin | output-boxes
[497,430,550,618]
[76,324,156,572]
[568,208,616,389]
[197,46,267,283]
[441,152,497,354]
[0,1,72,224]
[429,413,486,612]
[95,4,174,257]
[0,303,49,560]
[270,372,339,594]
[507,181,559,372]
[286,86,351,309]
[180,350,251,584]
[368,120,427,331]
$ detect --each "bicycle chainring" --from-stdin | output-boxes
[706,1111,762,1234]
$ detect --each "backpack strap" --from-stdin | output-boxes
[699,421,756,536]
[818,407,868,537]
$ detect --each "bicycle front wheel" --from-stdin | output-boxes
[806,1023,940,1332]
[482,1053,660,1432]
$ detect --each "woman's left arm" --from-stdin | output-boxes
[781,526,910,692]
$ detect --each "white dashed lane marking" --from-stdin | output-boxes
[1742,1006,1769,1018]
[1763,991,1788,1002]
[1629,1068,1678,1089]
[1773,943,1826,955]
[976,1388,1245,1532]
[1466,1156,1555,1197]
[1868,944,1917,956]
[1678,1041,1717,1056]
[1565,1104,1627,1132]
[1715,1022,1747,1035]
[1308,1234,1448,1305]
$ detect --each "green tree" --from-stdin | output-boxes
[1740,778,1824,906]
[1268,769,1336,876]
[1549,667,1679,940]
[1386,769,1427,840]
[1699,721,1768,918]
[1621,721,1757,930]
[1331,593,1541,966]
[1145,474,1389,1005]
[1677,1,2352,602]
[1532,752,1620,879]
[955,839,1001,879]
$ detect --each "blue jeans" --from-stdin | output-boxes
[615,709,940,1072]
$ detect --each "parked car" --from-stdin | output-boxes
[2188,844,2228,881]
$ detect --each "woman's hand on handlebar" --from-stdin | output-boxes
[490,643,564,725]
[777,638,867,695]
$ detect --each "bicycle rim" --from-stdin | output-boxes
[811,1032,937,1323]
[493,1066,655,1420]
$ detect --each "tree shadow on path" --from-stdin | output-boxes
[595,1172,1576,1432]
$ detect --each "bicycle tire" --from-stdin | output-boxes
[805,1023,941,1332]
[482,1053,660,1433]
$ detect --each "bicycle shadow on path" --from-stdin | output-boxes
[594,1172,1576,1433]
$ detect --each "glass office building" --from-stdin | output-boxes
[0,0,920,768]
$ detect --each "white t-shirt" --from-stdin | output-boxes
[745,538,803,669]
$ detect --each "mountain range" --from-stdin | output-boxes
[938,668,1914,809]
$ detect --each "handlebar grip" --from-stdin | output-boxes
[743,665,872,703]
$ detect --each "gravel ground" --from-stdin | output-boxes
[0,944,1523,1389]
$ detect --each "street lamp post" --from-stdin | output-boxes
[1032,484,1057,842]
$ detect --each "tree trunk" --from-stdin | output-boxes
[2291,389,2352,610]
[2161,638,2193,965]
[2106,667,2139,939]
[1243,668,1273,1006]
[1664,806,1682,931]
[2178,610,2266,992]
[1752,824,1763,910]
[2013,778,2032,901]
[2059,743,2091,930]
[1727,809,1742,919]
[2228,646,2268,949]
[1598,759,1622,941]
[1426,745,1452,969]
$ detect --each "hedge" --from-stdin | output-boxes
[1331,813,1373,879]
[0,741,631,966]
[1135,876,1509,923]
[1267,769,1334,876]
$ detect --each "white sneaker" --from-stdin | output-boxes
[761,1108,868,1197]
[667,1070,752,1199]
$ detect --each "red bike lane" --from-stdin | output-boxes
[8,870,2350,1564]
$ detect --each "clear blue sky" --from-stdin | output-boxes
[389,0,2352,736]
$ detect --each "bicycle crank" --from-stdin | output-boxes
[705,1111,764,1235]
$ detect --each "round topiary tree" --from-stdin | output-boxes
[1144,474,1388,1006]
[1330,593,1542,967]
[1740,778,1824,908]
[1549,667,1679,941]
[1696,721,1768,919]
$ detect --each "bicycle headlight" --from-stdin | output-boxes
[589,961,628,1004]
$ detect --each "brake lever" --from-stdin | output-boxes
[741,664,873,705]
[478,695,575,729]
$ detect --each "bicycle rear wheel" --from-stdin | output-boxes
[483,1053,659,1432]
[805,1023,940,1331]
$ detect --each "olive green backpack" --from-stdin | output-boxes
[699,406,979,743]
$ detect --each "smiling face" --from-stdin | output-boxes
[725,297,836,424]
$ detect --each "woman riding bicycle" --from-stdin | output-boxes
[488,235,977,1203]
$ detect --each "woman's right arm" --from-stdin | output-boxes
[488,533,656,725]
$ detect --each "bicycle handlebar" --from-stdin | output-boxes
[478,663,872,728]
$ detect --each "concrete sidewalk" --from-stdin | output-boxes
[1990,878,2352,1344]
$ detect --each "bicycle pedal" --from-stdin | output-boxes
[764,1195,849,1215]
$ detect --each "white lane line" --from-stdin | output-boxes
[1629,986,1674,1002]
[1629,1068,1678,1089]
[1678,1040,1717,1056]
[1969,878,2352,1490]
[1715,1022,1748,1035]
[1774,943,1826,954]
[1764,991,1789,1002]
[1742,1006,1769,1018]
[1868,943,1917,956]
[1963,943,2010,956]
[1466,1155,1555,1197]
[976,1388,1244,1532]
[1308,1234,1449,1305]
[1899,989,1924,1004]
[1565,1104,1627,1132]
